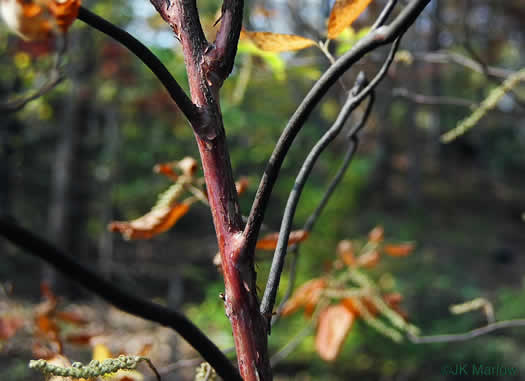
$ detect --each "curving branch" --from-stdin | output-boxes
[243,0,431,262]
[76,6,200,125]
[260,37,401,321]
[0,217,242,381]
[272,93,375,326]
[409,319,525,344]
[413,50,516,79]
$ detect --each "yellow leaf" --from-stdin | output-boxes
[327,0,374,40]
[240,29,316,52]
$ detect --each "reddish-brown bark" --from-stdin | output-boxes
[150,0,272,379]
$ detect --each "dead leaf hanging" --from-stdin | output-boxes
[109,201,190,240]
[315,304,355,361]
[0,0,81,41]
[240,29,316,52]
[327,0,374,40]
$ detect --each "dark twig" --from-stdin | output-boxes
[1,35,67,112]
[243,0,431,261]
[0,70,64,112]
[371,0,399,30]
[409,319,525,344]
[260,37,400,321]
[271,94,375,326]
[0,217,242,381]
[392,87,475,108]
[76,6,199,124]
[413,50,515,79]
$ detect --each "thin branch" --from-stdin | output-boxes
[0,70,64,112]
[261,37,401,322]
[243,0,431,259]
[271,91,375,326]
[391,87,475,108]
[1,36,67,112]
[0,217,242,381]
[409,319,525,344]
[371,0,399,30]
[77,6,200,125]
[413,50,516,79]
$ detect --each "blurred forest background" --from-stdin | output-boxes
[1,0,525,380]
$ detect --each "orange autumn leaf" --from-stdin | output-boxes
[356,249,380,268]
[256,230,309,251]
[235,177,249,196]
[48,0,82,32]
[368,225,384,243]
[383,242,415,257]
[240,29,316,52]
[109,202,190,240]
[153,163,178,181]
[35,315,59,339]
[281,278,326,317]
[0,0,81,41]
[327,0,374,40]
[315,304,355,361]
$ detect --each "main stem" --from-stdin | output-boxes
[149,0,271,377]
[195,130,272,381]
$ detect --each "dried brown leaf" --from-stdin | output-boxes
[327,0,374,40]
[109,202,190,240]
